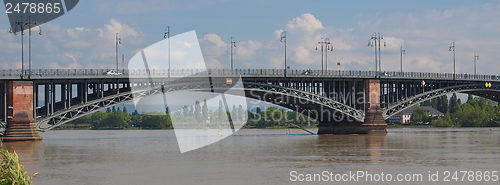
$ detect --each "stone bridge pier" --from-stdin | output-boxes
[317,79,387,134]
[2,81,41,141]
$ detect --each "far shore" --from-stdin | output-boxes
[53,123,498,130]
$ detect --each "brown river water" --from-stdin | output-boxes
[2,128,500,185]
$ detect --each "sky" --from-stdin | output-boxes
[1,0,500,75]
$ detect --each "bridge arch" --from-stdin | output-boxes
[383,83,500,119]
[36,81,363,131]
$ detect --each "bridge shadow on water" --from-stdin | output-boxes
[315,134,387,164]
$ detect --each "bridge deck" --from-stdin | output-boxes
[0,69,498,82]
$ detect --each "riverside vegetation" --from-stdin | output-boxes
[408,94,500,127]
[62,100,317,130]
[0,145,37,185]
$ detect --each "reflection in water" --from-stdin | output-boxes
[3,140,42,165]
[2,128,499,185]
[363,135,386,164]
[309,134,386,164]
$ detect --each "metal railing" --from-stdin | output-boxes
[0,69,498,81]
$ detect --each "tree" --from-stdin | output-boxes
[410,107,431,125]
[103,111,131,129]
[430,98,438,109]
[218,100,224,122]
[431,113,453,127]
[238,104,245,121]
[194,101,201,121]
[442,96,449,113]
[467,94,474,103]
[139,114,171,129]
[455,98,493,127]
[449,93,459,114]
[437,95,448,113]
[231,105,238,121]
[182,106,189,117]
[202,99,208,121]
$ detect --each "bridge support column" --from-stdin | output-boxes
[2,81,41,141]
[317,79,387,135]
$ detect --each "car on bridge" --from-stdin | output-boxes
[301,70,313,75]
[380,72,392,77]
[104,70,123,76]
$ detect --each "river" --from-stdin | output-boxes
[3,128,500,185]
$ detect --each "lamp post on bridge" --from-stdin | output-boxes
[316,37,334,75]
[26,17,43,79]
[115,33,122,72]
[368,33,386,76]
[230,37,237,70]
[449,42,456,80]
[400,45,406,73]
[280,31,287,77]
[9,16,42,79]
[164,26,171,78]
[9,16,25,79]
[474,53,479,75]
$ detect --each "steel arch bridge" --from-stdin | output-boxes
[1,68,499,139]
[35,80,366,131]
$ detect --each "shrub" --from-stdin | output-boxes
[0,145,37,185]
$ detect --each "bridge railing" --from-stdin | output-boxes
[0,69,498,81]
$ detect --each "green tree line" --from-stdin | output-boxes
[414,93,500,127]
[68,101,317,129]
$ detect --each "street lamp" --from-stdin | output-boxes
[230,37,237,70]
[115,33,122,72]
[10,16,26,79]
[400,45,406,73]
[164,26,171,78]
[316,37,334,74]
[368,32,386,75]
[474,52,479,75]
[449,42,456,80]
[280,31,287,77]
[27,17,43,79]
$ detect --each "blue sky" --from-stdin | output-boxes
[1,0,500,74]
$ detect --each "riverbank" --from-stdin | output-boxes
[55,123,498,130]
[54,124,319,130]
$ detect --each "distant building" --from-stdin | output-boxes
[388,105,444,124]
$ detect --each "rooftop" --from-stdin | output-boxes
[396,105,444,116]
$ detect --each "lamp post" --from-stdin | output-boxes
[474,53,479,75]
[280,31,287,77]
[368,33,386,75]
[115,33,121,72]
[164,26,171,78]
[449,42,456,80]
[316,37,334,74]
[10,16,43,79]
[9,16,26,79]
[27,17,42,79]
[400,45,406,73]
[230,37,237,70]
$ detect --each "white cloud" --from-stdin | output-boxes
[235,40,263,59]
[2,3,500,76]
[286,13,324,33]
[0,19,144,69]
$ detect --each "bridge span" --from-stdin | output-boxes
[1,69,499,141]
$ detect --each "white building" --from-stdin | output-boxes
[388,105,444,124]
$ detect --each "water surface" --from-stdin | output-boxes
[3,128,500,185]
